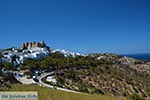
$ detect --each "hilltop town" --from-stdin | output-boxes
[1,41,82,66]
[2,41,50,65]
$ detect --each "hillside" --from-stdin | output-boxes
[1,44,150,100]
[9,84,122,100]
[21,53,150,100]
[0,72,19,91]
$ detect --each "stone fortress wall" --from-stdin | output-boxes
[21,41,46,49]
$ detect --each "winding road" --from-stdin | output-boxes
[38,72,80,94]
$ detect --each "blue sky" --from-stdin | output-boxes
[0,0,150,54]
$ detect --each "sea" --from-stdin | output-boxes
[124,53,150,60]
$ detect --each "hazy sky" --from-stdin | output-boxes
[0,0,150,54]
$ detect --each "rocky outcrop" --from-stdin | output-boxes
[21,41,46,49]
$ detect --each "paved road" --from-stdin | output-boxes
[12,71,36,84]
[38,72,80,94]
[13,71,80,93]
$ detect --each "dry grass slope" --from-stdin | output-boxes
[9,84,124,100]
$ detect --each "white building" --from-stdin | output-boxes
[46,76,57,83]
[2,47,50,65]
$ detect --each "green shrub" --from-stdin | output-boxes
[128,94,145,100]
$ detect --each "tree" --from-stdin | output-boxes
[3,62,12,70]
[39,60,49,70]
[11,55,19,66]
[28,63,37,71]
